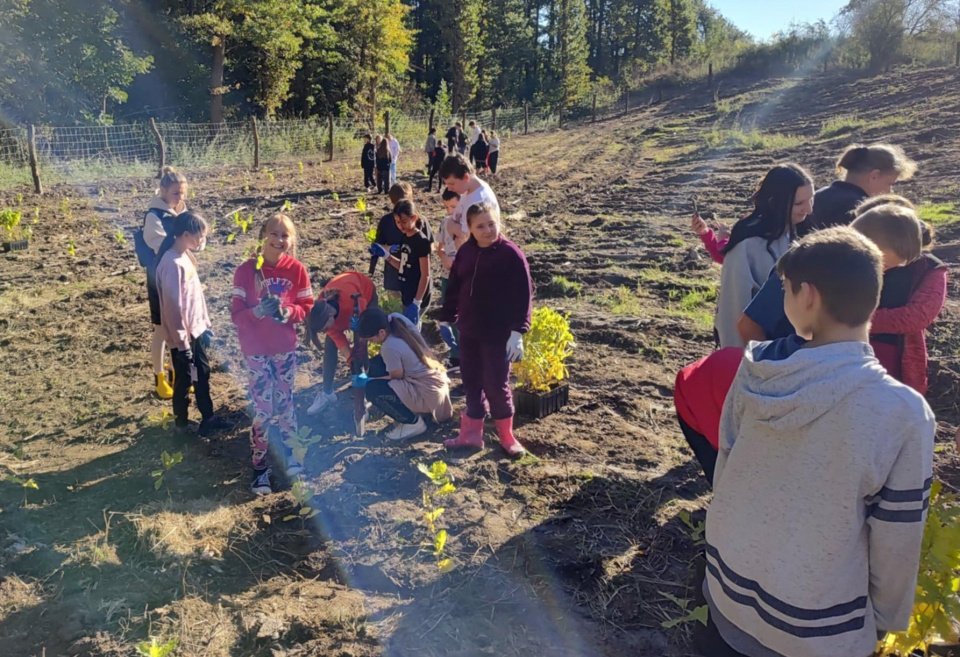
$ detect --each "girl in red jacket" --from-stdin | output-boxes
[231,214,314,495]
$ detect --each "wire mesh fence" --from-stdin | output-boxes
[0,93,634,188]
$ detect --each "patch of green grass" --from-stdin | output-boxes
[606,142,625,154]
[714,95,746,117]
[549,275,583,297]
[595,285,643,315]
[524,242,558,252]
[638,266,672,284]
[704,127,802,152]
[667,237,686,248]
[652,144,700,164]
[819,114,867,138]
[918,202,958,226]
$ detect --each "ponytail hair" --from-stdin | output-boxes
[156,212,208,263]
[156,166,187,196]
[836,144,917,181]
[357,308,443,371]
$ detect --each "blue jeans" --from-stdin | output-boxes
[389,162,397,185]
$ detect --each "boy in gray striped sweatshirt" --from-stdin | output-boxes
[702,226,935,657]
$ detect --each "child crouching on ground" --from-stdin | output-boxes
[439,202,532,457]
[699,226,934,657]
[231,214,314,494]
[353,308,453,441]
[155,212,233,438]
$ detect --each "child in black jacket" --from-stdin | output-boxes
[428,142,447,193]
[361,134,376,191]
[375,137,392,195]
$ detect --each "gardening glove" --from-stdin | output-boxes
[369,243,390,259]
[198,330,213,349]
[350,315,360,332]
[505,331,524,363]
[389,244,402,255]
[352,373,369,388]
[438,322,456,348]
[272,305,292,324]
[253,295,280,318]
[403,300,421,325]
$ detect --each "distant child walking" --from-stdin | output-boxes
[305,271,378,415]
[436,189,462,366]
[139,166,188,400]
[428,141,447,193]
[487,131,501,175]
[231,214,314,494]
[155,212,231,438]
[387,133,401,185]
[361,134,376,191]
[424,128,437,168]
[699,226,934,657]
[370,199,433,327]
[440,202,532,457]
[438,152,500,248]
[368,182,412,298]
[473,131,489,174]
[713,163,813,348]
[354,308,453,441]
[375,136,392,194]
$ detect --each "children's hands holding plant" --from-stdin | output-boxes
[272,305,292,324]
[506,331,524,362]
[253,295,281,318]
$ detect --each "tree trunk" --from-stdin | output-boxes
[210,39,226,124]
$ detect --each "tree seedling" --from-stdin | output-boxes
[298,161,304,175]
[61,199,72,220]
[658,590,707,629]
[283,199,292,212]
[3,474,39,506]
[332,192,339,201]
[286,426,322,466]
[115,230,127,245]
[283,480,320,528]
[67,240,76,257]
[148,409,173,430]
[233,212,253,234]
[678,510,705,545]
[135,637,179,657]
[152,450,183,490]
[15,193,23,204]
[418,461,457,572]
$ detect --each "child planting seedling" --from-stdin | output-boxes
[232,214,314,495]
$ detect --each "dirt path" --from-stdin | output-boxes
[2,67,959,657]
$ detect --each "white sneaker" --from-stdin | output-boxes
[307,391,336,416]
[385,416,427,441]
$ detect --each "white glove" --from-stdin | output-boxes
[505,331,524,363]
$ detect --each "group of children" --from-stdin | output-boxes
[421,122,502,193]
[674,143,945,656]
[140,152,532,495]
[361,133,401,195]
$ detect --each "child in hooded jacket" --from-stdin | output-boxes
[439,201,532,457]
[375,137,392,195]
[361,134,376,191]
[231,214,314,495]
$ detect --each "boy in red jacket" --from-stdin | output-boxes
[231,214,314,495]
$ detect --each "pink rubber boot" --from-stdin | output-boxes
[494,417,525,457]
[444,414,485,449]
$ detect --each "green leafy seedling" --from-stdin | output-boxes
[283,200,292,211]
[152,450,183,490]
[4,475,39,506]
[115,230,127,245]
[355,197,367,214]
[136,637,179,657]
[227,233,236,243]
[148,409,173,430]
[424,507,444,533]
[284,480,320,527]
[678,510,705,545]
[659,590,708,628]
[332,192,339,202]
[365,227,377,244]
[67,240,76,257]
[298,161,304,174]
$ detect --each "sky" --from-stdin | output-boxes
[708,0,848,40]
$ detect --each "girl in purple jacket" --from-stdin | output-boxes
[439,201,533,456]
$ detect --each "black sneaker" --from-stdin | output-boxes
[198,416,236,438]
[250,468,273,495]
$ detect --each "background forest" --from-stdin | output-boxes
[0,0,959,126]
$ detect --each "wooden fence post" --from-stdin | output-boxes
[624,91,629,115]
[251,116,260,170]
[149,118,165,178]
[27,124,41,195]
[429,108,435,132]
[558,103,564,129]
[460,110,467,133]
[707,62,713,87]
[328,115,334,162]
[592,93,597,123]
[491,107,497,131]
[955,42,959,67]
[385,110,390,136]
[523,102,529,135]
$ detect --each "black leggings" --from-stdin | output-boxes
[678,417,718,486]
[488,151,499,173]
[171,334,214,427]
[377,168,390,193]
[363,166,375,188]
[365,355,416,423]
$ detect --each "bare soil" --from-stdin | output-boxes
[2,66,959,657]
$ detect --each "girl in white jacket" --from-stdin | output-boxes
[714,164,814,348]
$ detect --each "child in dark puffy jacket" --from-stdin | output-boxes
[361,134,376,191]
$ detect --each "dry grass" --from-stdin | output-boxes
[131,498,259,561]
[0,574,44,619]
